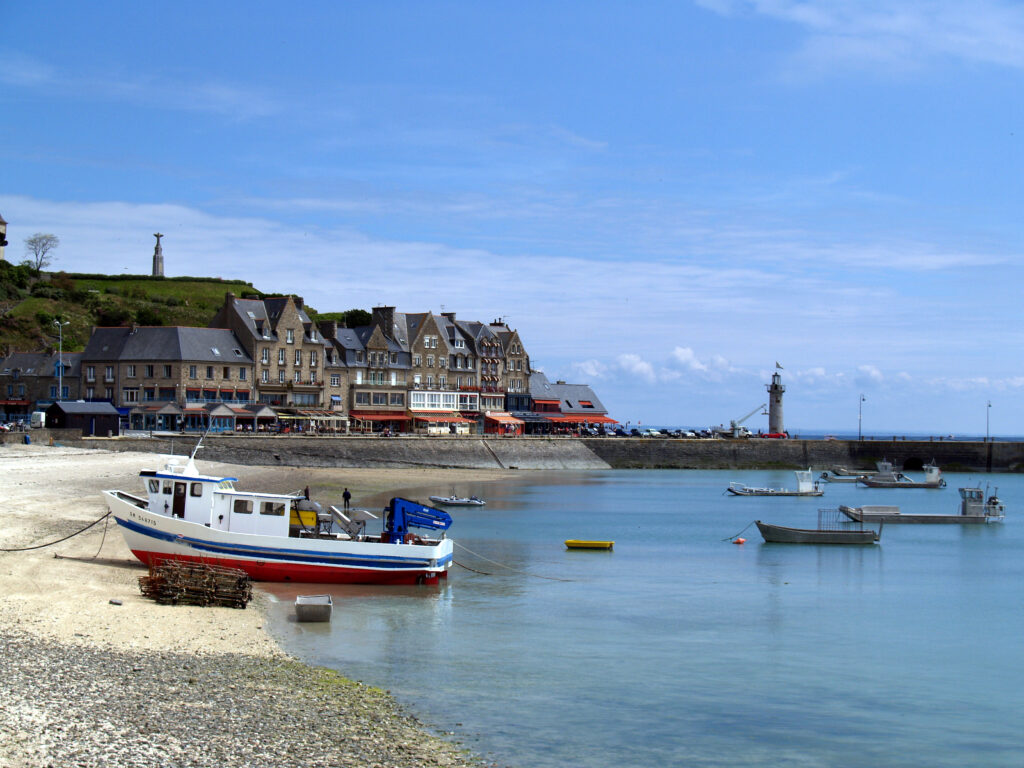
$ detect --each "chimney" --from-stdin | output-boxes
[372,306,395,335]
[442,312,456,322]
[293,296,304,310]
[318,320,338,338]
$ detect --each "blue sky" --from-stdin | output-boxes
[3,1,1023,434]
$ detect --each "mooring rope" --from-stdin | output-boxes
[453,540,575,582]
[453,560,492,575]
[0,510,113,552]
[721,520,756,542]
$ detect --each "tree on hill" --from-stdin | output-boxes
[24,233,60,273]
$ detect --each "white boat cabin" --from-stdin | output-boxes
[140,455,302,537]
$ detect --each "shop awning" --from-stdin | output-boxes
[484,412,524,425]
[413,413,473,423]
[349,411,411,421]
[545,414,618,424]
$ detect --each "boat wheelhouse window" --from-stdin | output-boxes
[148,479,160,493]
[190,483,204,497]
[261,501,286,516]
[233,499,254,514]
[163,481,174,494]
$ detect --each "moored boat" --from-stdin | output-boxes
[832,466,877,476]
[103,449,455,585]
[755,520,881,544]
[428,494,486,506]
[727,469,824,497]
[819,472,862,483]
[564,540,614,550]
[840,486,1005,524]
[295,594,333,622]
[857,460,946,489]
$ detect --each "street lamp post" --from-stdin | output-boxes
[858,394,865,440]
[53,319,69,403]
[987,401,992,442]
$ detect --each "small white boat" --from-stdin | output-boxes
[840,486,1005,524]
[727,470,823,497]
[857,460,946,489]
[295,594,332,622]
[428,494,486,507]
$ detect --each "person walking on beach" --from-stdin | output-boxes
[343,487,352,511]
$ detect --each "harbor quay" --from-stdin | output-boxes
[12,430,1024,472]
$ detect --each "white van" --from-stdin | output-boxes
[30,411,46,429]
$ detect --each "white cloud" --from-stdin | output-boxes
[572,359,609,379]
[857,364,885,385]
[0,54,282,120]
[697,1,1024,74]
[670,346,709,372]
[616,354,657,384]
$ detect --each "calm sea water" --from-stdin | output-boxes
[263,470,1024,767]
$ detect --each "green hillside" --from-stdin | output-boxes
[0,263,260,354]
[0,263,371,355]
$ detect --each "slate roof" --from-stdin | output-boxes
[0,352,82,378]
[48,401,120,415]
[82,327,252,363]
[529,372,608,415]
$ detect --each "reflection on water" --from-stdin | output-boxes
[263,469,1024,768]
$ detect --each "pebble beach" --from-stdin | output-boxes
[0,443,513,767]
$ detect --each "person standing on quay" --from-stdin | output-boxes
[343,488,352,511]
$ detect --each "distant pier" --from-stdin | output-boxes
[15,431,1024,473]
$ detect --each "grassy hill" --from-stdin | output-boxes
[0,263,371,355]
[0,263,260,354]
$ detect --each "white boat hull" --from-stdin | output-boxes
[104,491,453,585]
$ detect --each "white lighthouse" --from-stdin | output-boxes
[767,365,785,435]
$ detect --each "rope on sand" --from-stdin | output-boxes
[0,511,112,552]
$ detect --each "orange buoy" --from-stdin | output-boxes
[733,537,746,545]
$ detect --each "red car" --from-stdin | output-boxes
[762,432,789,439]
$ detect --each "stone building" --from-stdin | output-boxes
[81,326,256,431]
[211,293,325,411]
[0,351,83,420]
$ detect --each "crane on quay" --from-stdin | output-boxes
[712,403,767,438]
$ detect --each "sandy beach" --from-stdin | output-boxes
[0,442,515,767]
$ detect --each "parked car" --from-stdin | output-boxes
[640,428,663,437]
[629,428,641,437]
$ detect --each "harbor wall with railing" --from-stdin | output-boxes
[8,430,1024,472]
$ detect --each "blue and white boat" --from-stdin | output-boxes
[102,451,454,585]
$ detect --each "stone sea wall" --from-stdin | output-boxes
[10,430,1024,472]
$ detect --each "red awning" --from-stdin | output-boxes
[533,399,560,405]
[546,414,618,424]
[413,413,473,423]
[349,411,411,421]
[484,412,525,424]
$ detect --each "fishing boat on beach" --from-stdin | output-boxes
[428,493,486,507]
[756,508,881,544]
[839,486,1005,524]
[103,447,455,584]
[727,469,824,497]
[857,460,946,489]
